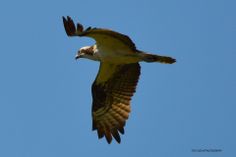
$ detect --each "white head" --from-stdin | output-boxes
[75,45,99,61]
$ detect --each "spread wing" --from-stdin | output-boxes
[92,63,140,143]
[63,16,137,52]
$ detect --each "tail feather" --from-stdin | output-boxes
[142,53,176,64]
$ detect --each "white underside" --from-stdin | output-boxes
[90,44,142,83]
[94,44,142,64]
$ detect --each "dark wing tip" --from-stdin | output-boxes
[118,127,125,134]
[96,128,122,144]
[105,132,112,144]
[77,23,84,32]
[62,16,85,37]
[97,129,105,139]
[111,130,121,143]
[172,58,176,63]
[167,57,176,64]
[62,16,76,36]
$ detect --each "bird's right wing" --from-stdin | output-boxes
[91,63,140,144]
[62,16,137,52]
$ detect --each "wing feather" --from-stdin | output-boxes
[62,16,137,52]
[92,63,140,143]
[80,28,136,51]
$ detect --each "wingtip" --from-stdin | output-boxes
[62,16,70,22]
[105,134,112,144]
[62,15,76,36]
[118,127,125,135]
[62,16,86,37]
[62,16,66,24]
[111,130,121,143]
[166,56,176,64]
[170,58,176,64]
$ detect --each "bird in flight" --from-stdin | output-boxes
[63,16,176,144]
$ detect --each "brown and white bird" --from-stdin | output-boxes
[63,16,176,144]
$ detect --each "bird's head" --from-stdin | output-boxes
[75,46,98,61]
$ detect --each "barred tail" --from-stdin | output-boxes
[141,53,176,64]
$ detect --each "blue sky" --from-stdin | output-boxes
[0,0,235,156]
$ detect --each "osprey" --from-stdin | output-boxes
[63,16,176,144]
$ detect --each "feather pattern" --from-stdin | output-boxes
[92,63,140,143]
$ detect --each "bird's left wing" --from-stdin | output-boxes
[63,16,137,52]
[92,63,140,144]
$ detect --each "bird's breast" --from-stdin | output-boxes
[96,47,140,64]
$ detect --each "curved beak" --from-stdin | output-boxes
[75,50,83,60]
[75,54,81,60]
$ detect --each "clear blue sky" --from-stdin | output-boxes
[0,0,235,156]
